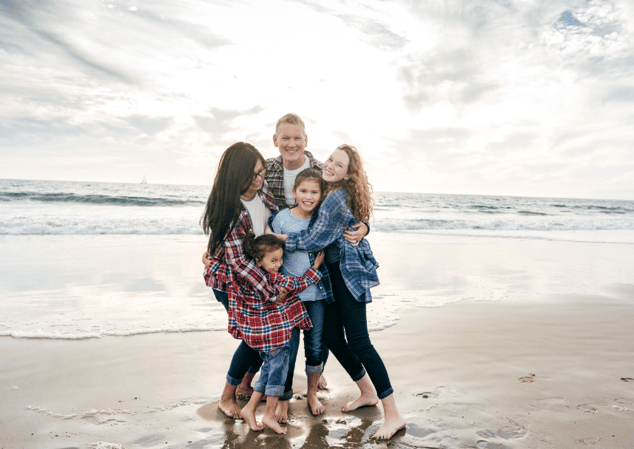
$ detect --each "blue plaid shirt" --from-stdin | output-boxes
[285,189,379,303]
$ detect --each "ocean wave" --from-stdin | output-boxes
[371,217,634,233]
[0,191,204,207]
[0,326,225,340]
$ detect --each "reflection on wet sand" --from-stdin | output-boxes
[197,396,404,449]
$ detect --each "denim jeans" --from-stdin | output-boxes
[254,341,292,397]
[279,303,330,401]
[302,300,329,373]
[213,289,263,385]
[323,262,394,399]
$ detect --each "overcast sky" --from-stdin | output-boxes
[1,0,633,199]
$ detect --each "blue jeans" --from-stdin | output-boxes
[254,340,292,397]
[323,262,394,400]
[280,303,330,401]
[213,289,263,385]
[302,300,329,373]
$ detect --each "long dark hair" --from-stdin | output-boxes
[200,142,266,255]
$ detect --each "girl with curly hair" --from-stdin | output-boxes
[269,144,406,440]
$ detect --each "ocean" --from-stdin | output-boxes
[1,178,633,342]
[2,178,633,243]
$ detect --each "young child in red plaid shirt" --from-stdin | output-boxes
[233,234,325,434]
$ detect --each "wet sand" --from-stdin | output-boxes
[1,236,634,448]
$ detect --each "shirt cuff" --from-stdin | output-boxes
[285,232,298,251]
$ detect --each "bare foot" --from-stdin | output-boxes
[318,374,328,390]
[239,407,264,432]
[372,415,406,440]
[262,414,288,434]
[236,385,254,400]
[275,400,289,423]
[218,398,242,419]
[307,394,325,416]
[342,393,379,412]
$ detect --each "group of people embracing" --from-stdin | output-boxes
[200,113,406,440]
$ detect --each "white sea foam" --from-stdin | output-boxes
[4,326,226,340]
[2,179,633,242]
[415,297,472,308]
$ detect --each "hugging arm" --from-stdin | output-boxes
[223,222,277,300]
[343,222,369,245]
[285,192,347,253]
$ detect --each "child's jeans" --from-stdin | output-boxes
[254,338,293,398]
[302,300,328,373]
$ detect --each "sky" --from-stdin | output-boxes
[1,0,633,200]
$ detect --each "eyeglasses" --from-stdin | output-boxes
[252,168,266,181]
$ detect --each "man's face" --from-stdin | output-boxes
[273,123,307,168]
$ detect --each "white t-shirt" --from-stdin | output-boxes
[283,157,311,207]
[241,194,272,236]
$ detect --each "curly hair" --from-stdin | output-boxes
[325,144,373,223]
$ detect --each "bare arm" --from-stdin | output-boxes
[343,222,369,246]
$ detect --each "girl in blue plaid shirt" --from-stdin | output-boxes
[270,144,406,440]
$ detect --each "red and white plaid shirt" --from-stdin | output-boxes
[228,269,320,352]
[203,182,279,298]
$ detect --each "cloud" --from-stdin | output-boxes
[194,106,264,136]
[295,0,409,50]
[0,0,133,82]
[125,116,174,136]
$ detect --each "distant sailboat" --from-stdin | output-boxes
[141,175,147,184]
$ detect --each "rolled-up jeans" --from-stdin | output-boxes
[213,289,263,385]
[254,340,293,397]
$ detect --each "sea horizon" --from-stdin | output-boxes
[2,177,633,202]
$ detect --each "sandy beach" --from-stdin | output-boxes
[1,234,633,448]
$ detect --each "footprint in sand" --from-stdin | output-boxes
[476,440,511,449]
[477,427,527,441]
[519,374,536,383]
[415,391,439,399]
[577,404,598,414]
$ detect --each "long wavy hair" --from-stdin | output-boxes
[325,144,373,223]
[200,142,266,255]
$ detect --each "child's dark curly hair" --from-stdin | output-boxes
[243,233,284,261]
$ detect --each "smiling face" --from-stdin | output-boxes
[241,159,265,200]
[292,179,322,218]
[273,123,307,170]
[322,149,350,183]
[255,247,284,274]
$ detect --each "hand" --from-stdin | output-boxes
[202,251,211,267]
[312,251,325,269]
[264,225,273,235]
[267,231,287,242]
[276,287,289,305]
[343,222,368,246]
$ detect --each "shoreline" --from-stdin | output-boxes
[1,235,634,448]
[2,290,633,448]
